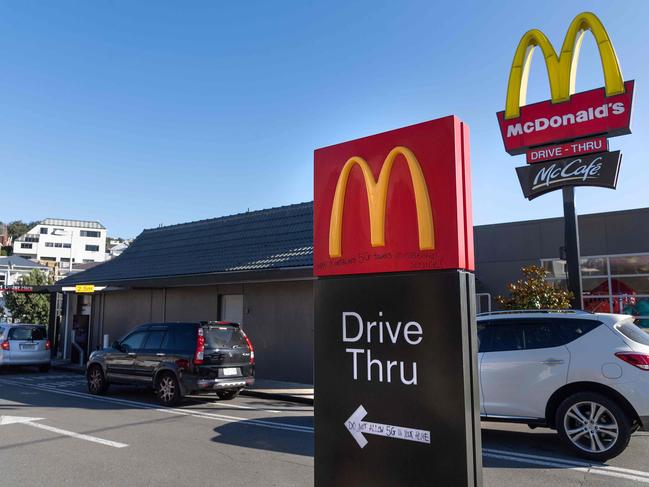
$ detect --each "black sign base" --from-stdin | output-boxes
[315,270,482,487]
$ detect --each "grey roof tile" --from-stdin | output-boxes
[59,202,314,285]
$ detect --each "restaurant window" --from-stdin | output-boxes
[541,253,649,329]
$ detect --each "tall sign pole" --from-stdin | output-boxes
[562,187,583,309]
[497,11,634,309]
[313,116,481,486]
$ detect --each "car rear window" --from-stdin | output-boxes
[203,326,247,349]
[616,319,649,346]
[9,326,46,341]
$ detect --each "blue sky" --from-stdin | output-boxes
[1,1,647,238]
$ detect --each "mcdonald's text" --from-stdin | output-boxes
[497,81,634,155]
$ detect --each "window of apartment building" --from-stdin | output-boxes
[40,227,48,234]
[542,253,649,327]
[85,245,99,252]
[80,230,100,238]
[24,236,39,243]
[21,243,33,249]
[63,243,71,248]
[45,242,54,247]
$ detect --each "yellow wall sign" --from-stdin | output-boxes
[75,284,95,294]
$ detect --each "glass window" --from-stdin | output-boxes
[143,330,166,350]
[580,257,607,276]
[477,322,492,354]
[85,245,99,252]
[63,243,71,248]
[80,230,100,238]
[9,326,46,341]
[21,243,33,249]
[120,331,147,352]
[610,255,649,275]
[45,242,54,247]
[203,326,247,349]
[161,326,196,352]
[40,228,48,234]
[523,322,564,350]
[487,323,525,352]
[611,276,649,295]
[582,277,609,295]
[542,259,566,279]
[584,297,612,314]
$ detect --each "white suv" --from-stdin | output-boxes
[477,310,649,460]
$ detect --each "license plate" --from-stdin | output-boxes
[222,367,238,377]
[20,344,36,350]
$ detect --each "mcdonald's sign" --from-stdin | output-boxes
[313,115,474,276]
[497,12,634,155]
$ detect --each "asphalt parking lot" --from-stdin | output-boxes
[0,369,647,486]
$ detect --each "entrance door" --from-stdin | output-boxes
[221,294,244,324]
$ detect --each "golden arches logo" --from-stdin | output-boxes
[505,11,625,120]
[328,146,434,259]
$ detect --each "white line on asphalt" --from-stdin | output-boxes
[0,378,314,434]
[205,402,282,414]
[483,448,649,484]
[26,422,128,448]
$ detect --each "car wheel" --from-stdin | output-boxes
[216,389,241,400]
[87,365,109,395]
[39,364,50,373]
[156,372,183,406]
[556,392,632,461]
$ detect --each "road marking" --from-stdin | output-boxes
[484,448,649,484]
[0,378,314,435]
[0,415,128,448]
[345,405,431,448]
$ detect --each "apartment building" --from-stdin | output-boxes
[13,219,107,266]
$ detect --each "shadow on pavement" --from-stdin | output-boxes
[211,417,314,457]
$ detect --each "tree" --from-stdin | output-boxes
[7,220,33,240]
[496,265,573,310]
[4,269,53,324]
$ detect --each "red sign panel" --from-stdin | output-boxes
[313,115,473,277]
[526,136,608,164]
[497,81,634,155]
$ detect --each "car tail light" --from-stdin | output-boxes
[194,328,205,365]
[242,331,254,365]
[615,352,649,371]
[1,340,9,351]
[45,339,51,351]
[175,359,189,370]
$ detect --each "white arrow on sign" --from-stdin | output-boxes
[0,415,128,448]
[345,405,431,449]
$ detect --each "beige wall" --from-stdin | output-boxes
[84,280,314,384]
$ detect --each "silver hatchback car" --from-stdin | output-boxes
[0,323,51,372]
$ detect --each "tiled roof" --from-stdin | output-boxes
[58,202,313,285]
[42,218,105,229]
[0,256,49,269]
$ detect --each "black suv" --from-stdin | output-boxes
[86,321,255,405]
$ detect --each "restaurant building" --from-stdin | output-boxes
[56,204,649,383]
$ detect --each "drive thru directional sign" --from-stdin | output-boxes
[345,405,431,448]
[0,415,128,448]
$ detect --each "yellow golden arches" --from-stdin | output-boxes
[328,146,434,259]
[505,11,625,120]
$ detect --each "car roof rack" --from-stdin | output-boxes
[477,309,593,317]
